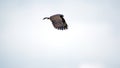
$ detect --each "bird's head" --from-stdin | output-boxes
[43,17,50,20]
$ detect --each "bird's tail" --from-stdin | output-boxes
[43,17,50,20]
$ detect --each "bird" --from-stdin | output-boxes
[43,14,68,30]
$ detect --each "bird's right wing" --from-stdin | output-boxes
[50,16,65,30]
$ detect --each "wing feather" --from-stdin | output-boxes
[50,15,68,30]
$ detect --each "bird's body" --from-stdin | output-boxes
[43,14,68,30]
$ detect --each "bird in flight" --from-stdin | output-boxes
[43,14,68,30]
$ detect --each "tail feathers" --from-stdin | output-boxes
[43,17,50,20]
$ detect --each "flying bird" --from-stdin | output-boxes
[43,14,68,30]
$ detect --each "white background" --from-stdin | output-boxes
[0,0,120,68]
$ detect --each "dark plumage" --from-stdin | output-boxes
[43,14,68,30]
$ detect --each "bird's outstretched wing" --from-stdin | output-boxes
[50,15,68,30]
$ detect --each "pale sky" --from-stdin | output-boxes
[0,0,120,68]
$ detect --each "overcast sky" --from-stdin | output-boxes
[0,0,120,68]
